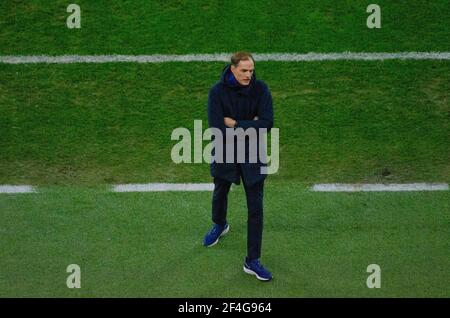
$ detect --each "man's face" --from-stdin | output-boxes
[231,59,254,86]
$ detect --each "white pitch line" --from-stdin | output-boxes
[112,183,214,192]
[0,185,37,194]
[1,183,448,193]
[1,52,450,64]
[311,183,449,192]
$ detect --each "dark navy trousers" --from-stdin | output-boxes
[211,171,265,260]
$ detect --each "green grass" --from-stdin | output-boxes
[1,61,449,185]
[1,0,449,298]
[1,0,449,54]
[0,182,448,297]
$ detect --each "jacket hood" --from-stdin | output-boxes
[220,64,256,91]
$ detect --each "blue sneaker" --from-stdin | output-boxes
[203,223,230,247]
[243,258,273,281]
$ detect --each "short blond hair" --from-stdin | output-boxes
[230,52,254,67]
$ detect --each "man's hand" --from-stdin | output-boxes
[224,117,237,128]
[224,116,258,127]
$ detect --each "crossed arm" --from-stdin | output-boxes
[223,116,258,128]
[208,86,273,131]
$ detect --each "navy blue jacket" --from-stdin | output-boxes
[207,64,274,186]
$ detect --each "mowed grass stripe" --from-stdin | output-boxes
[1,52,450,64]
[1,1,449,55]
[1,61,449,185]
[1,183,448,297]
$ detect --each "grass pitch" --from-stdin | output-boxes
[0,0,449,297]
[1,183,449,297]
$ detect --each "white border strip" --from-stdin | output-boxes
[1,52,449,64]
[311,183,449,192]
[0,185,37,193]
[112,183,214,192]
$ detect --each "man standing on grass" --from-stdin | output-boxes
[203,52,274,281]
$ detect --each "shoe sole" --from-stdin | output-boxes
[243,266,272,281]
[205,225,229,247]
